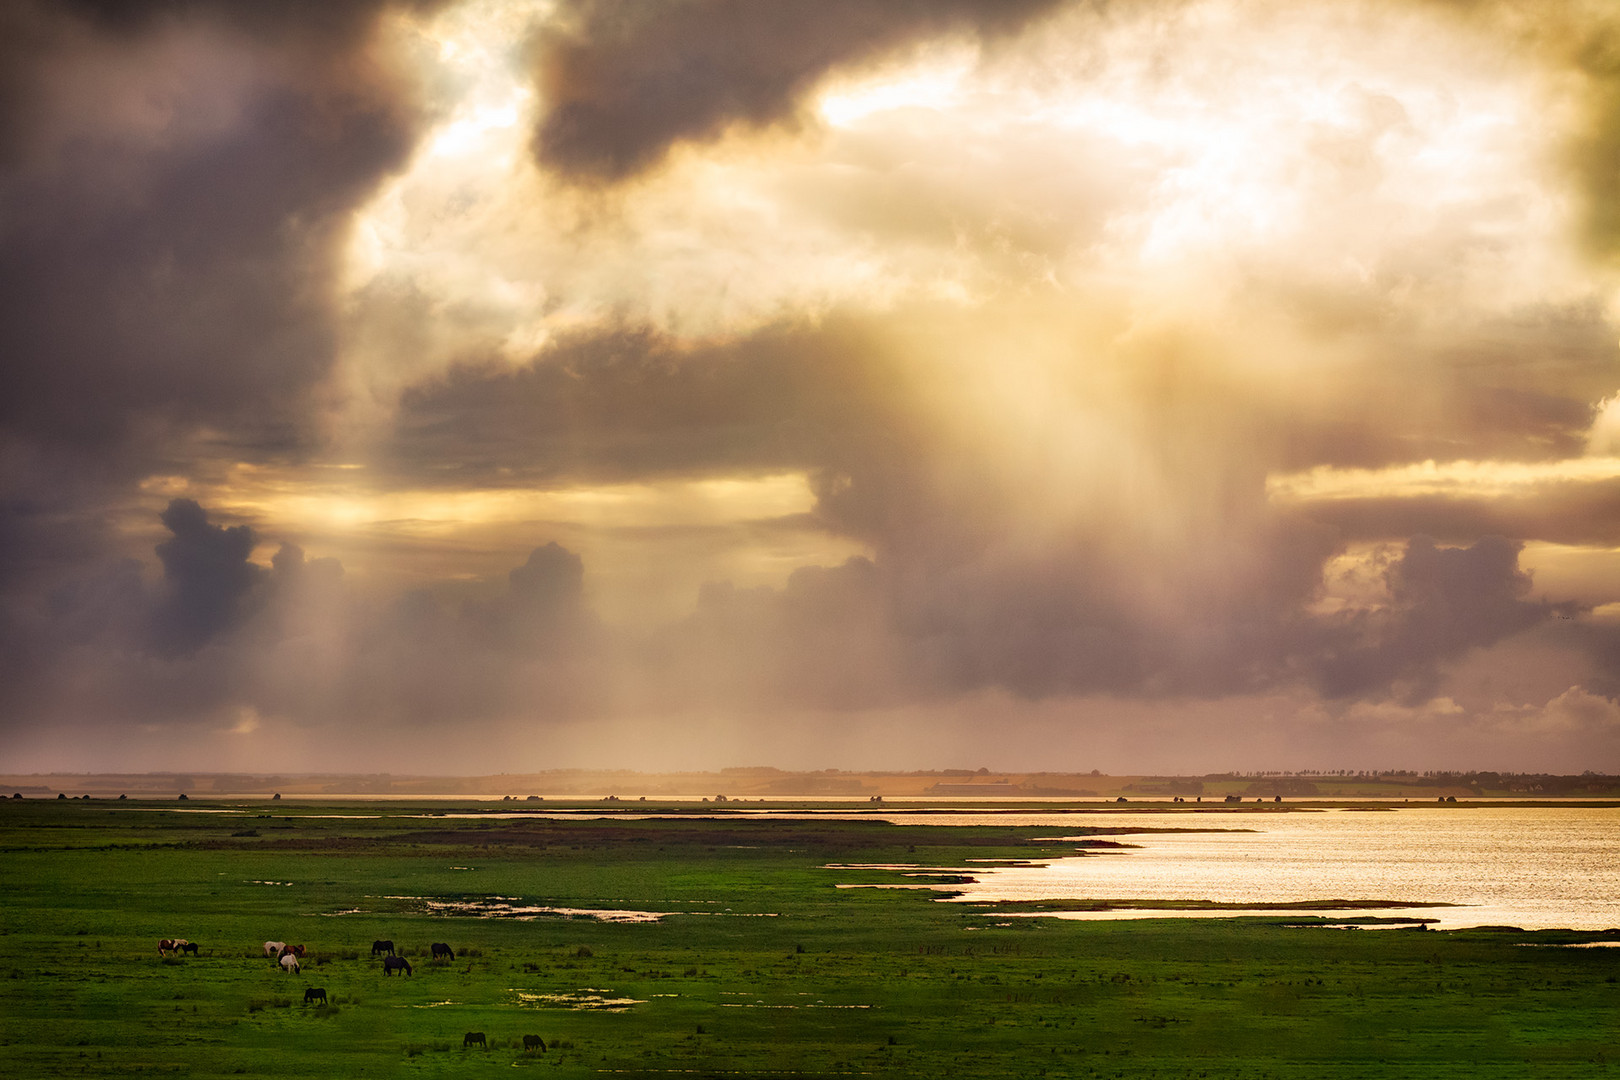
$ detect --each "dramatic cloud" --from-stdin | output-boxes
[0,0,435,597]
[1309,535,1553,702]
[530,0,1062,183]
[151,498,264,656]
[5,0,1620,774]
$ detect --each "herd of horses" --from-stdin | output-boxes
[155,935,546,1049]
[462,1032,546,1052]
[153,937,462,978]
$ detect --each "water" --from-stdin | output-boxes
[926,806,1620,931]
[134,797,1620,930]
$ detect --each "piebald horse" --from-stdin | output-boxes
[158,938,189,956]
[279,952,301,974]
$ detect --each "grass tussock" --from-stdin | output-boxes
[246,997,293,1013]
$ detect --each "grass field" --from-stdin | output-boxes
[2,798,1617,1078]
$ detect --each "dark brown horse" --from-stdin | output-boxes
[382,956,412,976]
[431,942,455,961]
[303,987,327,1006]
[522,1035,545,1052]
[370,939,394,957]
[463,1032,485,1049]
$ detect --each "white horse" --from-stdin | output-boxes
[279,952,300,974]
[263,941,286,958]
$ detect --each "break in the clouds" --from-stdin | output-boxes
[5,0,1620,774]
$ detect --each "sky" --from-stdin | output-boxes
[4,0,1620,776]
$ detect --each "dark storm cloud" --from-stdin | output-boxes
[531,0,1063,183]
[17,498,268,661]
[0,496,609,737]
[1310,535,1552,702]
[508,541,584,607]
[0,0,437,593]
[1268,384,1597,474]
[151,498,264,656]
[388,318,916,487]
[1297,476,1620,547]
[488,541,595,653]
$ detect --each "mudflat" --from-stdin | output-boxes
[2,798,1617,1077]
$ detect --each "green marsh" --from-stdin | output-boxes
[2,799,1617,1078]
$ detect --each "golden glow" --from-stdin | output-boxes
[138,465,863,623]
[816,47,977,127]
[188,465,820,534]
[1267,458,1620,503]
[320,0,1613,625]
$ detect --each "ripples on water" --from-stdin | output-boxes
[924,807,1620,931]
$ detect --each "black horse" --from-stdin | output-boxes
[430,942,455,961]
[382,956,412,976]
[178,941,199,956]
[522,1035,545,1052]
[463,1031,486,1049]
[370,939,394,957]
[303,987,327,1006]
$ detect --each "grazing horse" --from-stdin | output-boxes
[178,941,199,956]
[462,1032,486,1049]
[279,953,300,975]
[303,987,327,1006]
[382,956,412,976]
[158,939,185,956]
[282,944,306,957]
[430,942,455,961]
[263,941,286,958]
[522,1035,545,1052]
[370,939,394,957]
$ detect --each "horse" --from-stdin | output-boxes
[382,956,412,976]
[279,953,300,975]
[462,1032,486,1049]
[263,941,286,958]
[522,1035,545,1052]
[303,987,327,1006]
[430,942,455,961]
[178,941,199,956]
[158,939,183,956]
[370,939,394,957]
[281,944,306,957]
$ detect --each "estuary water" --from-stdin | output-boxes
[912,806,1620,931]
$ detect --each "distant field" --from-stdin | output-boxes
[2,798,1617,1078]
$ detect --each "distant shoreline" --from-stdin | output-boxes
[4,766,1619,802]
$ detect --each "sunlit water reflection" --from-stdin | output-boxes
[926,807,1620,931]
